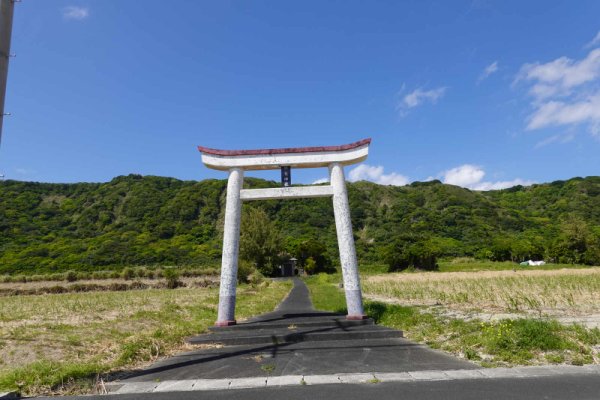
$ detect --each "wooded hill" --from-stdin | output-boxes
[1,174,599,275]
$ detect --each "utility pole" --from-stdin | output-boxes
[0,0,15,149]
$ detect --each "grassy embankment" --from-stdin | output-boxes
[305,266,600,367]
[0,279,292,396]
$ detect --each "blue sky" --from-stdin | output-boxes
[2,0,600,189]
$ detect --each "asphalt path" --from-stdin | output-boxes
[118,278,473,383]
[38,374,600,400]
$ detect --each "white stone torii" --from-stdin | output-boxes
[198,138,371,326]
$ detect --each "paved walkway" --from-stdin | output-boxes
[101,278,600,398]
[107,278,474,391]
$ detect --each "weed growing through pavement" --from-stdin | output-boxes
[261,364,276,374]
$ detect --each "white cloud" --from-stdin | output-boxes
[526,93,600,133]
[63,6,89,20]
[517,49,600,100]
[318,164,531,191]
[534,133,575,149]
[478,61,498,82]
[402,87,447,108]
[398,87,447,116]
[442,164,485,187]
[441,164,534,191]
[516,45,600,138]
[471,178,535,191]
[585,30,600,49]
[348,164,409,186]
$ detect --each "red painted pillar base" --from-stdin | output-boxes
[214,320,237,327]
[346,315,368,320]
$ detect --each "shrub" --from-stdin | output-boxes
[203,267,219,276]
[135,268,148,278]
[179,268,190,277]
[76,272,90,281]
[304,257,317,275]
[70,283,101,292]
[121,267,135,280]
[130,280,149,290]
[316,272,331,284]
[50,273,65,281]
[65,270,78,282]
[162,268,181,289]
[46,285,68,294]
[91,271,103,280]
[108,283,129,291]
[237,260,258,284]
[247,270,264,286]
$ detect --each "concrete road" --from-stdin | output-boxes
[39,374,600,400]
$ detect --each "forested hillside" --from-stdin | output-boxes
[1,174,599,275]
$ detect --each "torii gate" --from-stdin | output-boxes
[198,138,371,326]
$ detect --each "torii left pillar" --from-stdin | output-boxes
[198,139,372,326]
[216,167,244,326]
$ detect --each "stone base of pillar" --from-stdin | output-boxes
[346,314,368,320]
[214,320,237,327]
[344,288,365,319]
[216,294,238,327]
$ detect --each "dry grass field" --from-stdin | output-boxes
[363,268,600,321]
[0,280,292,396]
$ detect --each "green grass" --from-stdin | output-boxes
[358,264,389,275]
[0,280,292,396]
[260,364,276,374]
[305,273,600,367]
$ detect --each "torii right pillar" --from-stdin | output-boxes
[330,162,366,319]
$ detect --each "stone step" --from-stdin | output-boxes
[188,325,403,346]
[208,317,374,332]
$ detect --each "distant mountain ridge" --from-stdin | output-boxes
[1,174,599,274]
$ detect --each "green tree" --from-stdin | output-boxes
[304,257,317,275]
[1,175,600,274]
[289,238,335,274]
[384,234,440,271]
[549,216,600,265]
[239,207,283,276]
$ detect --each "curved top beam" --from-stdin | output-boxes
[198,138,371,171]
[198,138,370,157]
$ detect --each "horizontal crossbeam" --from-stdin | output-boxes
[240,185,333,201]
[198,139,370,171]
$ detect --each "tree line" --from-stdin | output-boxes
[0,174,599,275]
